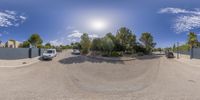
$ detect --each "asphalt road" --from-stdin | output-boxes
[0,50,200,100]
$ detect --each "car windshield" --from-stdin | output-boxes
[45,50,54,53]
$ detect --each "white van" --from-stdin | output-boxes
[42,49,57,60]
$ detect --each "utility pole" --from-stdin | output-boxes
[177,42,179,59]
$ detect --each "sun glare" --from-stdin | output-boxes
[90,19,107,31]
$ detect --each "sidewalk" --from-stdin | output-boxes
[0,57,40,68]
[175,58,200,67]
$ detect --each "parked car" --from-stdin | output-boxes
[72,49,80,55]
[42,49,57,60]
[166,52,174,58]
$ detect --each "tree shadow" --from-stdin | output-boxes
[59,55,124,64]
[135,55,162,60]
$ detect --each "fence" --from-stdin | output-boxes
[0,48,44,60]
[176,48,200,59]
[193,48,200,59]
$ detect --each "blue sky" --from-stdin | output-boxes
[0,0,200,47]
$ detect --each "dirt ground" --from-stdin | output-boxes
[0,50,200,100]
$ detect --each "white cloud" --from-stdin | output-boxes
[89,34,99,38]
[0,10,27,27]
[49,39,63,46]
[5,10,16,15]
[66,26,74,30]
[159,7,200,33]
[174,15,200,33]
[67,30,83,38]
[67,38,79,43]
[159,7,200,15]
[19,16,26,20]
[51,27,100,45]
[159,8,188,14]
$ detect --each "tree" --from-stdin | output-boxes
[106,33,116,42]
[139,32,156,54]
[157,48,162,53]
[173,44,176,52]
[187,32,198,49]
[116,27,136,52]
[72,42,81,50]
[134,43,148,54]
[60,45,72,49]
[126,33,136,53]
[165,47,172,52]
[198,42,200,47]
[37,44,43,48]
[177,44,190,51]
[80,33,91,54]
[101,36,114,55]
[21,41,30,48]
[44,43,52,49]
[91,38,102,51]
[28,33,43,48]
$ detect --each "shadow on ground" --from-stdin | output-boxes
[38,57,52,61]
[135,55,162,60]
[59,56,124,64]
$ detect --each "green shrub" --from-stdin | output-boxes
[81,49,89,55]
[102,53,109,57]
[111,51,122,57]
[125,51,133,54]
[137,52,144,56]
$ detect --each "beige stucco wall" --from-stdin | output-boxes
[15,41,21,48]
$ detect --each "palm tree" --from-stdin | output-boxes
[187,32,198,49]
[187,32,198,59]
[28,33,43,48]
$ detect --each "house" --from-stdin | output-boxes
[5,40,21,48]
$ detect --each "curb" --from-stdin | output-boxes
[0,57,40,68]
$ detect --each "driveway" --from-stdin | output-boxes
[0,50,200,100]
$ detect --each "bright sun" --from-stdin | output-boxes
[90,19,107,31]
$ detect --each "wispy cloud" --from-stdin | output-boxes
[159,7,200,15]
[0,31,9,37]
[49,28,100,45]
[174,15,200,33]
[67,30,83,38]
[89,34,99,38]
[49,39,63,46]
[0,10,27,27]
[67,30,99,39]
[65,26,74,30]
[159,7,200,33]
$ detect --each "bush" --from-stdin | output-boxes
[111,51,122,57]
[134,45,148,55]
[125,51,133,54]
[81,49,89,55]
[137,52,144,56]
